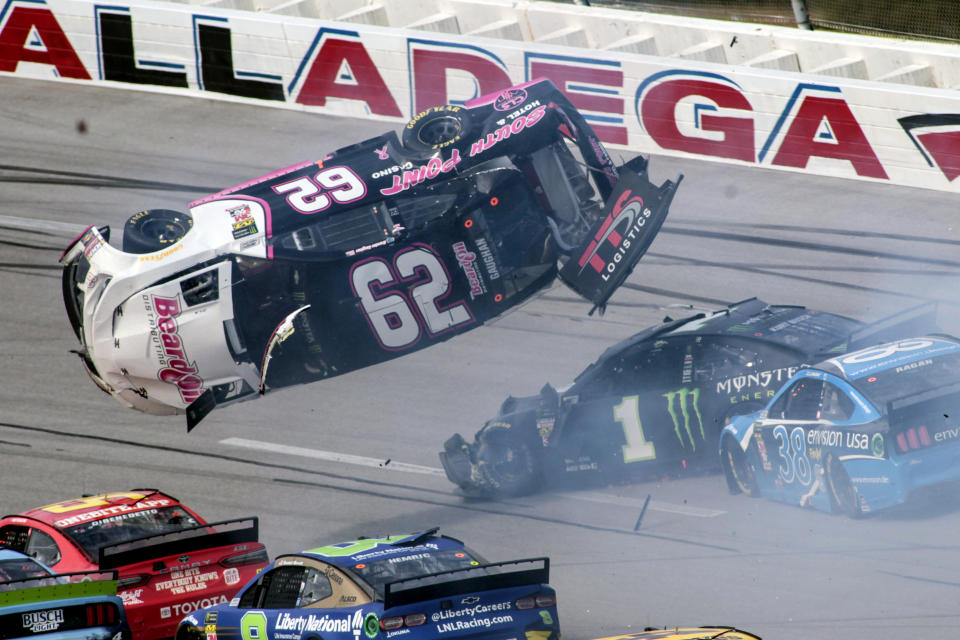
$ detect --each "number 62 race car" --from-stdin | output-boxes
[60,79,682,429]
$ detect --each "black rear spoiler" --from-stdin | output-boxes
[98,517,259,569]
[383,557,549,610]
[847,302,939,351]
[559,161,681,315]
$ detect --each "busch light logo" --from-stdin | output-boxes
[22,610,64,633]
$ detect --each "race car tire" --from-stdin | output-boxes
[825,453,863,518]
[122,208,193,254]
[402,105,472,155]
[476,434,538,497]
[721,437,758,497]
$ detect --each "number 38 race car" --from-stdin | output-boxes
[720,335,960,516]
[60,79,682,429]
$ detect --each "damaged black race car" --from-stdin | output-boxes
[60,79,681,429]
[440,299,938,496]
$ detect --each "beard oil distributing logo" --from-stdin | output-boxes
[151,295,205,404]
[576,189,651,281]
[453,242,486,299]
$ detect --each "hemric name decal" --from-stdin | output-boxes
[151,295,205,404]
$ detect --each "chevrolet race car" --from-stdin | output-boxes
[441,299,938,496]
[0,548,131,640]
[720,335,960,516]
[0,489,268,640]
[174,527,559,640]
[60,78,681,429]
[592,628,761,640]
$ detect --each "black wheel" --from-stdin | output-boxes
[122,209,193,254]
[476,432,538,497]
[825,453,862,517]
[721,436,758,497]
[402,105,471,154]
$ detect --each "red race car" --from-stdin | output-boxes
[0,489,268,640]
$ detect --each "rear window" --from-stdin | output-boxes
[853,351,960,407]
[350,549,484,597]
[0,557,50,582]
[62,507,200,557]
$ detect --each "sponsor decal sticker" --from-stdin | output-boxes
[146,295,206,404]
[22,610,64,633]
[223,568,240,586]
[494,87,527,111]
[453,241,486,299]
[227,204,258,239]
[160,595,228,618]
[155,567,220,595]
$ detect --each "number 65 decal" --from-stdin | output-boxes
[351,245,474,350]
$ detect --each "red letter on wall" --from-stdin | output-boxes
[0,6,89,78]
[297,37,401,117]
[772,96,888,179]
[640,79,754,162]
[528,61,627,145]
[412,49,511,113]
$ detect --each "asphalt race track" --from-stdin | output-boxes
[3,76,960,640]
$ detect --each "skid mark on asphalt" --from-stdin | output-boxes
[0,164,218,193]
[221,437,445,476]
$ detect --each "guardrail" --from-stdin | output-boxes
[1,0,959,192]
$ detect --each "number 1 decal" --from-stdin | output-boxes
[614,396,656,462]
[351,245,473,350]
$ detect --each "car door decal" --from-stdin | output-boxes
[614,396,656,462]
[773,425,813,486]
[663,388,704,451]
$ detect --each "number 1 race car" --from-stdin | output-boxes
[720,335,960,516]
[440,299,937,497]
[0,490,268,640]
[174,527,559,640]
[60,78,682,429]
[0,549,131,640]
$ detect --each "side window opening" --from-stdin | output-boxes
[783,379,825,421]
[24,529,60,567]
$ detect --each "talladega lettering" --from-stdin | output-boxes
[151,295,205,404]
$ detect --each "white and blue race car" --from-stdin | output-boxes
[720,335,960,516]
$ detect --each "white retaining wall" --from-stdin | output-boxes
[2,0,959,192]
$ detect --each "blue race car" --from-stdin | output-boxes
[720,335,960,516]
[174,528,558,640]
[0,548,130,639]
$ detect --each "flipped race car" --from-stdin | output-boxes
[174,527,559,640]
[440,299,939,496]
[0,489,268,640]
[60,78,682,429]
[720,335,960,517]
[0,548,131,640]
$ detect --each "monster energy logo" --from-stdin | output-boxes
[663,388,704,450]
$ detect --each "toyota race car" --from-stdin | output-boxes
[174,527,559,640]
[60,78,682,429]
[0,490,269,640]
[440,299,938,496]
[720,334,960,516]
[0,548,131,640]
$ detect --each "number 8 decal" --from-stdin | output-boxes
[351,244,474,350]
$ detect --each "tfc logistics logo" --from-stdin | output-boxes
[663,388,704,451]
[576,189,651,281]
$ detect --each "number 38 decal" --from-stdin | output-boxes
[351,244,475,350]
[774,425,812,486]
